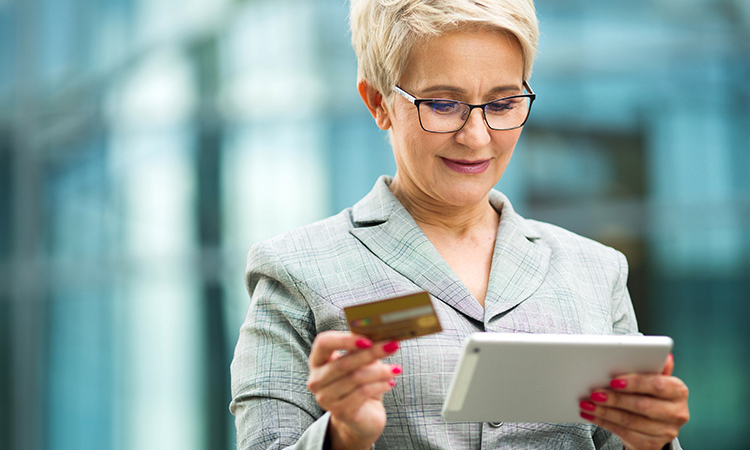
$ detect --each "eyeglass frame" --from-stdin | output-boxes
[391,81,535,133]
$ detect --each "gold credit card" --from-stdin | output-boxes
[344,291,442,342]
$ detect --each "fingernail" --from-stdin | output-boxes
[391,364,402,375]
[610,379,627,389]
[579,401,596,412]
[389,379,396,387]
[355,338,372,349]
[591,392,608,403]
[383,341,399,353]
[580,412,595,421]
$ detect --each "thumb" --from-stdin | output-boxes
[662,353,674,376]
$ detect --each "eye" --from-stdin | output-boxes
[425,100,460,115]
[486,98,521,114]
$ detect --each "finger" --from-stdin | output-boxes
[309,331,373,368]
[315,340,399,386]
[315,362,402,406]
[308,339,400,394]
[579,412,676,450]
[586,389,690,424]
[662,353,674,376]
[317,367,397,409]
[607,373,689,401]
[579,399,675,436]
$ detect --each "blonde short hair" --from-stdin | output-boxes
[350,0,539,101]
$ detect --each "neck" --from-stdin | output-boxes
[389,178,499,239]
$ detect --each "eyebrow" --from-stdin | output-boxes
[419,84,523,98]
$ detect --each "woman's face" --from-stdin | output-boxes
[384,29,526,211]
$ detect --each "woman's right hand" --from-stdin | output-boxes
[307,331,402,450]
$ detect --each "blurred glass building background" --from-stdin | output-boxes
[0,0,748,449]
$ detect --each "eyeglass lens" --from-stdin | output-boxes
[418,96,530,132]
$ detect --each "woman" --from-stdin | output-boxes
[230,1,690,449]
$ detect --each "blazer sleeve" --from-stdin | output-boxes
[230,241,328,450]
[610,249,639,336]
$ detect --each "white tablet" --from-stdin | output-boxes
[441,332,673,424]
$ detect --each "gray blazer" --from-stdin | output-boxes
[231,176,676,450]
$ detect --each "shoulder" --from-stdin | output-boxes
[490,189,627,275]
[521,218,629,290]
[246,208,358,278]
[246,176,409,310]
[247,175,400,280]
[248,175,395,268]
[528,219,623,258]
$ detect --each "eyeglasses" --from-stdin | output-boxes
[392,81,535,133]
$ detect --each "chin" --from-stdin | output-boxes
[440,181,494,207]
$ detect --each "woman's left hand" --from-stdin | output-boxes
[579,353,690,450]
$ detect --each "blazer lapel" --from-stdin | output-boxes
[349,177,484,323]
[484,190,551,321]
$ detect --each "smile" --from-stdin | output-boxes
[441,158,491,174]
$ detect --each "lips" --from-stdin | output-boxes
[441,157,491,174]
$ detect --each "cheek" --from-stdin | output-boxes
[390,101,421,132]
[398,127,446,161]
[497,129,522,150]
[491,131,522,174]
[390,110,426,154]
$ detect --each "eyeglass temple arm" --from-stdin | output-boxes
[392,85,417,104]
[523,80,534,96]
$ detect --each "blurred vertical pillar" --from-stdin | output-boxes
[190,36,231,450]
[11,0,47,449]
[648,60,742,276]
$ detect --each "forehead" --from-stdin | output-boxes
[400,28,524,94]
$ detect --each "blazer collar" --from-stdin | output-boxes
[350,176,550,324]
[484,189,551,322]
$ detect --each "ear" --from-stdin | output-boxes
[358,80,392,130]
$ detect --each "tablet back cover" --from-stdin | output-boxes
[441,333,673,423]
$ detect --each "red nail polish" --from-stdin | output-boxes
[591,392,608,403]
[391,365,402,375]
[383,341,399,353]
[355,338,372,349]
[389,379,396,387]
[579,401,596,412]
[580,412,595,421]
[610,379,627,389]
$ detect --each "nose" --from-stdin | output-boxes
[455,107,491,149]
